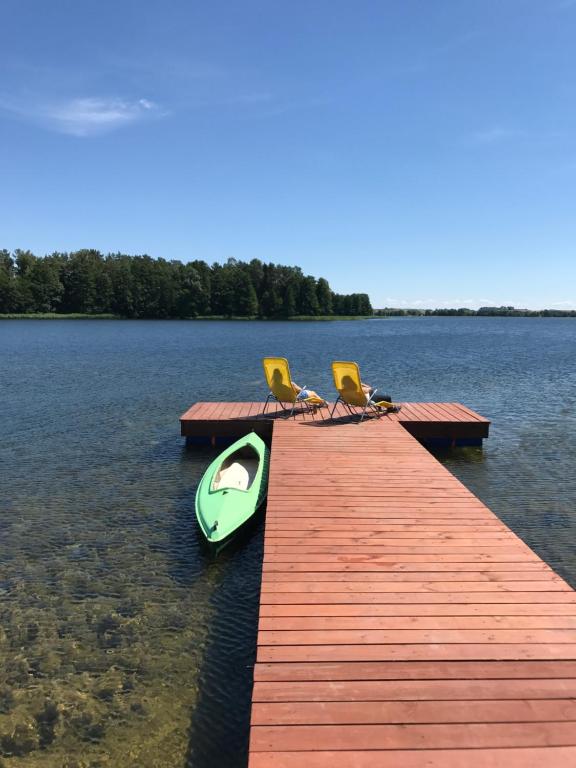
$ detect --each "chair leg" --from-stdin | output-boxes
[263,394,272,414]
[330,396,342,419]
[292,397,311,418]
[360,402,381,422]
[343,403,356,420]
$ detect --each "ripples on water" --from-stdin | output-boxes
[1,318,575,767]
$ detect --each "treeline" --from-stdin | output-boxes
[0,249,372,318]
[375,306,576,317]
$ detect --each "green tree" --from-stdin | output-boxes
[0,249,375,319]
[107,254,134,317]
[14,249,36,277]
[259,264,283,316]
[0,250,16,312]
[359,293,373,315]
[210,263,236,315]
[12,250,38,311]
[93,263,113,313]
[298,276,320,315]
[246,259,264,296]
[0,249,13,276]
[189,260,211,314]
[155,258,180,317]
[260,288,282,317]
[26,257,64,312]
[61,250,105,313]
[177,262,205,317]
[316,277,333,315]
[233,270,259,316]
[129,254,176,318]
[282,282,297,317]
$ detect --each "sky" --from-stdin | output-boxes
[1,0,575,309]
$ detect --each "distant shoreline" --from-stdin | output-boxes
[0,313,371,321]
[1,312,574,321]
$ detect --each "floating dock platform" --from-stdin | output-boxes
[181,402,576,766]
[180,401,490,447]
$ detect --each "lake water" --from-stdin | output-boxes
[1,317,576,767]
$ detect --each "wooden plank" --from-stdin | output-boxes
[254,660,576,682]
[260,581,569,593]
[450,402,490,423]
[259,592,576,605]
[260,604,576,618]
[262,563,554,573]
[248,747,576,768]
[257,644,576,663]
[264,547,534,556]
[262,571,557,582]
[197,401,220,419]
[258,628,576,645]
[252,678,576,702]
[263,554,542,563]
[265,511,502,518]
[250,722,576,751]
[251,698,576,725]
[259,616,576,631]
[267,534,517,544]
[264,528,512,536]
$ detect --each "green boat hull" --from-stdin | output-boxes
[195,432,270,546]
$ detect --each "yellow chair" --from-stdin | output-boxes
[331,360,394,422]
[262,357,326,418]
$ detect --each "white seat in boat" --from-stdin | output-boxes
[213,459,258,491]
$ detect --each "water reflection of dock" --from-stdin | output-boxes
[182,402,576,766]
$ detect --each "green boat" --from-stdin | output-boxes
[195,432,270,546]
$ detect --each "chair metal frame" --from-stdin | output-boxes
[263,387,318,419]
[330,388,387,423]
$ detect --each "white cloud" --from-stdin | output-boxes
[0,96,164,136]
[43,97,161,136]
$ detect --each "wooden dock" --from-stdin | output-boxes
[182,403,576,766]
[180,401,490,447]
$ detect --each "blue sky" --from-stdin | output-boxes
[1,0,575,309]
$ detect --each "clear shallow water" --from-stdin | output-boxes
[1,317,576,767]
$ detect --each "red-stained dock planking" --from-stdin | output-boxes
[179,400,575,764]
[246,416,576,767]
[180,400,490,447]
